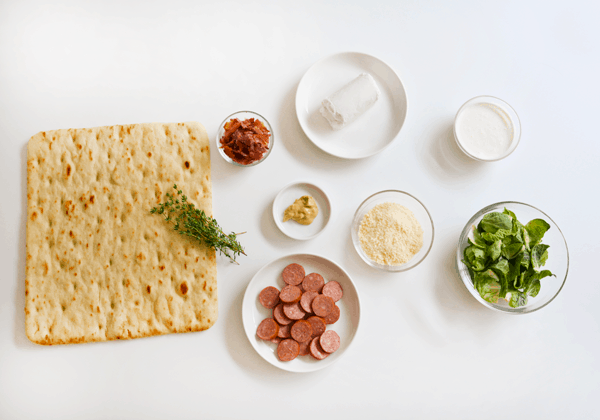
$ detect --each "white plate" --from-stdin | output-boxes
[295,52,408,159]
[272,182,331,240]
[242,254,361,373]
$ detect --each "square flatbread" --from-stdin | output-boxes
[25,122,217,345]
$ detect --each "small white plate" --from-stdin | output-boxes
[242,254,361,373]
[273,182,331,240]
[295,52,408,159]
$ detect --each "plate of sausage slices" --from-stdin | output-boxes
[242,253,361,372]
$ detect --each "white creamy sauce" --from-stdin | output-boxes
[455,103,514,160]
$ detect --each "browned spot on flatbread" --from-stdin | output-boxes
[180,282,188,295]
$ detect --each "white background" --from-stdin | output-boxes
[1,0,599,419]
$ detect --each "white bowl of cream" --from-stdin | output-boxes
[453,96,521,161]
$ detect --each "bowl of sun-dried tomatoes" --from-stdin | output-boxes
[216,111,273,167]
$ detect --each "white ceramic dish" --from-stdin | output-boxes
[295,52,408,159]
[272,182,331,240]
[242,254,361,373]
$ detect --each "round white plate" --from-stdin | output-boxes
[242,254,361,373]
[272,182,331,240]
[295,51,408,159]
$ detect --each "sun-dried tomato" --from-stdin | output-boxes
[219,118,271,165]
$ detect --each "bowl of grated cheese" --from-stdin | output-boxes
[351,190,435,272]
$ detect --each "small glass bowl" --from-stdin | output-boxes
[216,111,274,167]
[457,202,569,314]
[351,190,435,272]
[453,95,521,162]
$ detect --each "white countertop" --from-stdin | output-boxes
[1,1,599,419]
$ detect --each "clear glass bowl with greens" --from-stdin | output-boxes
[457,202,569,314]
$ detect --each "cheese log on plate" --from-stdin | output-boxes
[319,73,380,130]
[25,122,217,345]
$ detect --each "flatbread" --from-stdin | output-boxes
[25,122,217,345]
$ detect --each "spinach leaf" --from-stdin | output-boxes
[469,225,487,249]
[502,242,525,260]
[487,240,502,261]
[503,208,517,220]
[464,245,488,271]
[481,212,513,234]
[474,270,501,304]
[491,259,510,298]
[525,219,551,248]
[509,291,528,308]
[481,228,513,243]
[531,244,550,270]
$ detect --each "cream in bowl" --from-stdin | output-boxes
[453,96,521,162]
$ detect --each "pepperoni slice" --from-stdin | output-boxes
[309,337,329,360]
[273,303,292,325]
[323,304,340,325]
[322,281,343,302]
[300,291,318,313]
[302,273,325,293]
[256,318,279,341]
[277,323,292,338]
[312,295,334,317]
[283,302,306,320]
[271,336,282,344]
[259,286,280,309]
[279,285,302,303]
[277,339,300,362]
[290,320,313,343]
[306,316,326,338]
[282,263,305,286]
[319,330,340,353]
[298,339,311,356]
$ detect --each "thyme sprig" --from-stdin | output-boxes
[150,184,246,264]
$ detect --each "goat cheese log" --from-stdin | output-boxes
[319,73,380,130]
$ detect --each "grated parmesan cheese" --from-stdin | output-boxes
[358,203,423,266]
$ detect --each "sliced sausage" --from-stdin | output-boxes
[273,303,293,326]
[277,322,292,338]
[309,337,329,360]
[323,304,340,325]
[319,330,340,353]
[298,339,311,356]
[259,286,280,309]
[322,281,343,302]
[283,302,306,320]
[277,339,300,362]
[256,318,279,341]
[312,294,334,317]
[300,291,318,313]
[279,285,302,304]
[282,263,305,286]
[302,273,325,293]
[306,316,326,338]
[271,336,282,344]
[290,320,313,343]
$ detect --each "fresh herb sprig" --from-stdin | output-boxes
[151,185,246,264]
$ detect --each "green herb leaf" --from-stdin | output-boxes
[481,212,513,234]
[525,219,551,248]
[150,184,246,264]
[474,270,501,304]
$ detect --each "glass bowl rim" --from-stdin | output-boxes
[456,200,569,314]
[351,189,435,272]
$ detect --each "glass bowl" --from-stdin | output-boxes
[351,190,435,272]
[216,110,274,167]
[457,202,569,314]
[453,95,521,162]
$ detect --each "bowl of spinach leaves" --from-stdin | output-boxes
[457,202,568,313]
